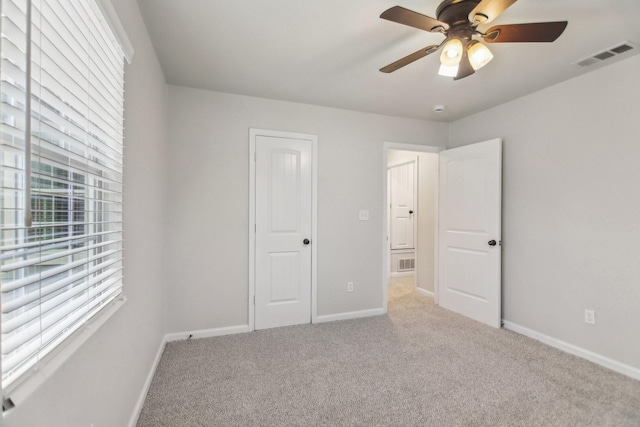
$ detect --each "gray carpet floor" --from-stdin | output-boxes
[137,277,640,426]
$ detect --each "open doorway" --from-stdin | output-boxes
[383,139,503,328]
[383,143,442,310]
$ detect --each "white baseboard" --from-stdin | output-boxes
[503,320,640,381]
[390,271,415,278]
[415,287,434,298]
[165,324,250,342]
[315,308,386,324]
[128,334,167,427]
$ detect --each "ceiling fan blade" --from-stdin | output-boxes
[483,22,568,43]
[454,42,475,81]
[380,45,441,73]
[380,6,449,33]
[469,0,518,26]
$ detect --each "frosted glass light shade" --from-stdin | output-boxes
[468,41,494,71]
[438,64,459,77]
[439,38,463,67]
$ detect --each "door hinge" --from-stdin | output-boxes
[254,152,256,161]
[254,224,256,232]
[253,295,256,305]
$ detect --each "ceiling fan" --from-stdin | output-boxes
[379,0,568,80]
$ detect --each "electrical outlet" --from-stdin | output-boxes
[347,282,354,292]
[584,309,596,325]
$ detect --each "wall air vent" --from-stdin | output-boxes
[575,42,638,67]
[398,258,415,272]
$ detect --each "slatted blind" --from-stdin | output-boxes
[1,0,125,390]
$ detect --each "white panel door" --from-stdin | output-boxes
[255,135,312,329]
[389,161,415,250]
[438,139,502,328]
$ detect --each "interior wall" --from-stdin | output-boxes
[3,1,169,426]
[389,251,414,274]
[166,86,448,333]
[416,153,438,294]
[449,55,640,370]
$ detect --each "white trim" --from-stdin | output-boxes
[4,296,127,406]
[386,143,443,153]
[390,249,415,254]
[165,325,250,343]
[503,320,640,381]
[248,131,257,331]
[311,135,319,324]
[248,128,318,330]
[315,308,386,324]
[383,142,444,313]
[95,0,135,63]
[415,287,434,298]
[390,271,415,278]
[127,334,167,427]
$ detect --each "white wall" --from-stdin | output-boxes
[166,86,448,333]
[4,1,169,426]
[389,251,414,274]
[449,55,640,370]
[416,153,438,294]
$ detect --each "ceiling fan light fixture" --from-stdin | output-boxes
[378,3,568,80]
[438,63,459,77]
[468,40,494,71]
[439,38,463,67]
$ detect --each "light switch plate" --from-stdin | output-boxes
[359,210,369,221]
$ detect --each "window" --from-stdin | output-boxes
[0,0,126,394]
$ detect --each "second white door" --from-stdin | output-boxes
[389,161,415,250]
[255,134,312,330]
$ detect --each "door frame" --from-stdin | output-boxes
[249,128,318,331]
[382,142,443,312]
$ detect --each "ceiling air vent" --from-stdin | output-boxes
[611,44,634,54]
[575,42,638,67]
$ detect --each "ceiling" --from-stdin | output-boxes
[136,0,640,122]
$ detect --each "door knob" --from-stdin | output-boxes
[488,240,497,246]
[409,210,414,214]
[303,238,310,245]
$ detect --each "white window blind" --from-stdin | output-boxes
[1,0,125,392]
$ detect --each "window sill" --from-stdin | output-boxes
[2,295,128,413]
